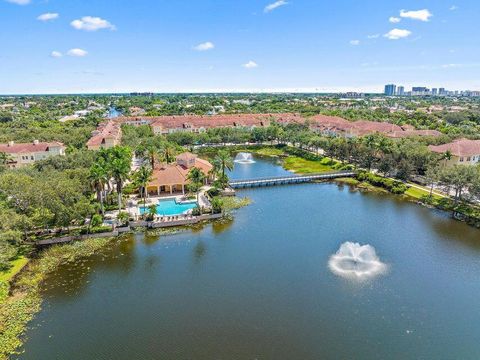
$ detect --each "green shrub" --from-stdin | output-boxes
[90,226,113,234]
[357,171,407,195]
[210,198,223,214]
[284,147,322,161]
[80,226,112,235]
[90,214,103,227]
[207,187,221,197]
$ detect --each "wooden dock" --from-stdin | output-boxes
[229,170,355,189]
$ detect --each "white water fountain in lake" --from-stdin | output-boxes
[328,242,388,281]
[234,152,255,164]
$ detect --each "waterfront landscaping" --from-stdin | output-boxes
[13,156,480,360]
[1,95,480,358]
[0,236,122,359]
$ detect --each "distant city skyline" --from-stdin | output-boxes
[1,0,479,94]
[384,83,479,96]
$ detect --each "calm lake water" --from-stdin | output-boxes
[18,156,480,359]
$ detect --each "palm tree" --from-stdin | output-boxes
[187,167,205,201]
[89,162,109,215]
[214,150,234,177]
[134,165,153,209]
[109,147,132,211]
[440,150,452,166]
[160,142,177,164]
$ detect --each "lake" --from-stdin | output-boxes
[18,156,480,359]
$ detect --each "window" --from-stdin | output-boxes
[460,157,464,162]
[467,157,471,161]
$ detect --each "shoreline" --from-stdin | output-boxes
[0,196,252,359]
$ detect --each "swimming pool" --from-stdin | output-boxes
[139,199,197,216]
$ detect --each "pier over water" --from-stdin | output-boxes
[229,170,355,188]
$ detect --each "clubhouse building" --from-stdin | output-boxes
[147,152,213,196]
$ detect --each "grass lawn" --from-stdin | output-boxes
[0,256,29,283]
[283,156,338,174]
[405,186,443,201]
[251,147,285,157]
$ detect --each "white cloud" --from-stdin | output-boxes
[264,0,288,13]
[441,63,463,69]
[243,60,258,69]
[384,28,412,40]
[399,9,433,22]
[37,13,59,21]
[193,41,215,51]
[50,51,62,58]
[350,40,360,46]
[5,0,30,5]
[67,48,88,57]
[449,5,458,11]
[367,34,380,39]
[389,16,401,23]
[71,16,116,31]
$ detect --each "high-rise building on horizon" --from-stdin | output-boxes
[432,88,438,96]
[412,87,429,96]
[396,86,405,96]
[384,84,396,96]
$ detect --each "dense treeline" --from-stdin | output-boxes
[1,95,480,270]
[0,146,134,270]
[2,94,480,146]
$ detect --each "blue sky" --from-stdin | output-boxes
[0,0,478,94]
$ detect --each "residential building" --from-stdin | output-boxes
[412,87,429,96]
[0,140,66,168]
[112,113,441,140]
[147,152,213,195]
[86,120,122,150]
[429,138,480,166]
[384,84,396,96]
[114,113,300,135]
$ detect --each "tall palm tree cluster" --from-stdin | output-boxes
[88,146,132,214]
[212,150,234,189]
[135,136,179,169]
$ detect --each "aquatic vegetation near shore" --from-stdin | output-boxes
[0,237,120,359]
[220,196,252,211]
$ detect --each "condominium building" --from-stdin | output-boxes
[86,120,122,150]
[0,140,66,168]
[429,139,480,166]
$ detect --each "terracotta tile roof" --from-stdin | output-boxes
[148,155,213,187]
[149,164,186,186]
[115,113,301,130]
[114,113,439,139]
[0,141,64,154]
[388,130,442,138]
[87,120,122,147]
[176,152,197,161]
[429,138,480,157]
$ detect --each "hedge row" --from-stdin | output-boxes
[357,172,408,194]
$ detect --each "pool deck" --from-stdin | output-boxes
[126,189,212,219]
